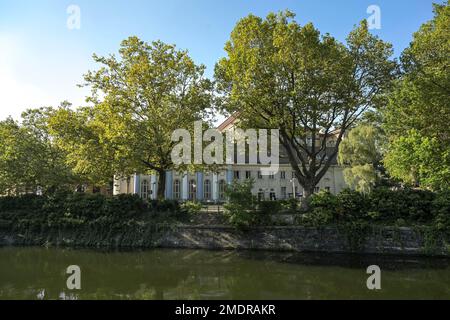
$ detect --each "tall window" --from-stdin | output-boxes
[234,171,240,180]
[173,179,181,200]
[281,187,287,199]
[245,171,252,179]
[204,179,211,200]
[269,172,275,179]
[189,179,196,200]
[140,180,149,199]
[280,171,286,179]
[270,189,276,200]
[258,189,265,201]
[219,180,226,200]
[257,171,263,179]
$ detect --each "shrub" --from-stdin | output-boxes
[257,201,282,215]
[369,187,435,222]
[309,191,338,211]
[300,208,334,227]
[224,179,257,229]
[181,201,203,215]
[335,189,369,221]
[0,194,46,212]
[432,190,450,231]
[302,191,338,225]
[279,198,299,212]
[148,199,180,213]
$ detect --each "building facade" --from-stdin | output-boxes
[113,114,348,201]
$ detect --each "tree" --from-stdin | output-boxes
[338,124,383,193]
[0,108,77,195]
[384,2,450,190]
[384,129,450,189]
[50,37,212,198]
[215,11,397,201]
[48,103,117,186]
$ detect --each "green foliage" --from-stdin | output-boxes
[257,201,282,215]
[432,190,450,232]
[384,130,450,190]
[0,193,189,233]
[338,124,385,193]
[384,3,450,191]
[303,187,441,225]
[302,191,337,226]
[148,199,180,213]
[0,108,78,195]
[338,221,371,252]
[223,179,257,229]
[181,201,203,215]
[279,198,299,213]
[215,11,397,199]
[335,189,369,221]
[49,37,213,198]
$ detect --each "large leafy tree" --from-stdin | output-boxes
[338,124,384,193]
[215,11,397,199]
[384,2,450,190]
[50,37,212,198]
[0,108,77,195]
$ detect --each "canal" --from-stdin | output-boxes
[0,247,449,299]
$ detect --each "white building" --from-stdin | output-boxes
[113,114,348,201]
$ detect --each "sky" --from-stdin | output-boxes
[0,0,442,121]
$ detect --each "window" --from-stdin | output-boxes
[140,180,149,199]
[325,186,331,192]
[281,187,287,199]
[245,171,252,179]
[258,189,265,201]
[270,189,276,200]
[219,180,226,200]
[204,179,211,200]
[173,179,181,200]
[257,171,263,179]
[234,171,240,179]
[189,179,196,200]
[280,171,286,179]
[269,172,275,179]
[314,187,320,193]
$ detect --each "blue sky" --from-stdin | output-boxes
[0,0,442,120]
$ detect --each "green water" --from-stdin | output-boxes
[0,247,449,300]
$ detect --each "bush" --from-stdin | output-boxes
[279,198,299,212]
[432,190,450,231]
[309,191,338,211]
[257,201,282,215]
[300,209,334,227]
[369,187,435,222]
[307,189,370,222]
[0,194,46,212]
[148,199,181,214]
[224,179,257,229]
[335,189,369,221]
[181,201,203,215]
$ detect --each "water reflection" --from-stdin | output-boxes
[0,247,449,300]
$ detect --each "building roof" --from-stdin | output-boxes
[217,112,240,132]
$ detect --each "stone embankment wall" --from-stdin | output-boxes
[2,225,446,256]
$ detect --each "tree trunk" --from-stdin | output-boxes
[157,170,166,200]
[301,183,315,210]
